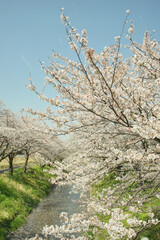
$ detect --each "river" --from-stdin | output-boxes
[7,185,87,240]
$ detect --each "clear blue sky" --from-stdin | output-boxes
[0,0,160,113]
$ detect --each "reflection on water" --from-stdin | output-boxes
[7,185,87,240]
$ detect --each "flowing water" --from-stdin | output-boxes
[7,185,87,240]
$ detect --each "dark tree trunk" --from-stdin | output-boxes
[8,155,14,176]
[24,153,29,173]
[154,137,160,143]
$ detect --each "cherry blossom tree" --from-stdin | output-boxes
[0,101,64,175]
[0,108,27,175]
[19,115,65,172]
[27,10,160,144]
[26,9,160,239]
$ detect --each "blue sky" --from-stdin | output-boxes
[0,0,160,114]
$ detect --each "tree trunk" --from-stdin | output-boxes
[24,153,29,173]
[154,137,160,143]
[8,155,14,176]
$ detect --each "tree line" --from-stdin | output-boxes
[0,101,65,175]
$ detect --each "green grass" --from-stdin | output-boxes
[0,156,38,170]
[90,172,160,240]
[91,172,121,196]
[0,166,53,240]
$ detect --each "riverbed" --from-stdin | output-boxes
[7,185,87,240]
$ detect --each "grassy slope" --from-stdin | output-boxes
[0,166,53,240]
[90,172,160,240]
[0,156,38,170]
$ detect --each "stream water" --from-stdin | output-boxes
[7,185,87,240]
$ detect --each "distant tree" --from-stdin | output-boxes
[21,115,65,172]
[0,109,27,175]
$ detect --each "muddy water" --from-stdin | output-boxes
[7,185,87,240]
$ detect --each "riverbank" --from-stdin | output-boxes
[0,166,53,240]
[9,185,87,239]
[90,171,160,240]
